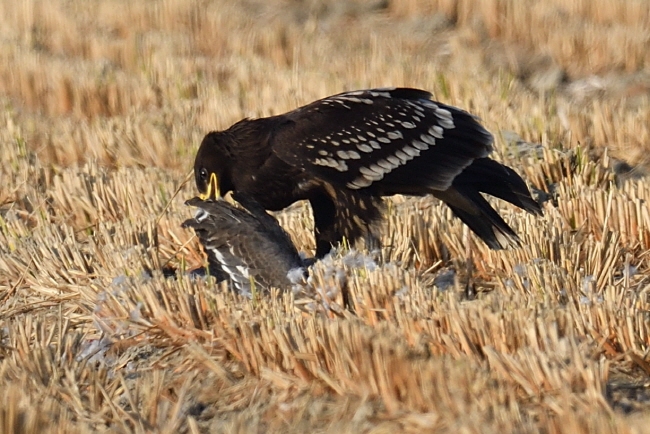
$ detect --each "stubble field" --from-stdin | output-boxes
[1,0,650,432]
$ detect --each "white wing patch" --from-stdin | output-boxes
[298,90,466,190]
[344,97,458,189]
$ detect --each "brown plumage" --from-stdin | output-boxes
[194,87,542,257]
[182,196,306,295]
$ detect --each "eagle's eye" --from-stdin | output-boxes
[199,168,209,182]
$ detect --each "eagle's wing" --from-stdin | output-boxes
[270,88,493,192]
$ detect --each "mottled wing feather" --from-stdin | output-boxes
[182,202,252,293]
[270,88,494,192]
[183,197,303,292]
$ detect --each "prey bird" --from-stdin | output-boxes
[182,195,306,295]
[194,87,542,258]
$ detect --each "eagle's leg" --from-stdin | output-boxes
[309,193,340,258]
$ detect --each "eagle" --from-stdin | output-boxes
[194,87,542,258]
[182,196,306,295]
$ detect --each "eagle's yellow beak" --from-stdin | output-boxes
[199,172,220,200]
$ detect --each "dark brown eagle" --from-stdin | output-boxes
[194,87,542,258]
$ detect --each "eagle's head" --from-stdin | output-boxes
[194,131,235,200]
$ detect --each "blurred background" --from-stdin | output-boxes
[0,0,648,174]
